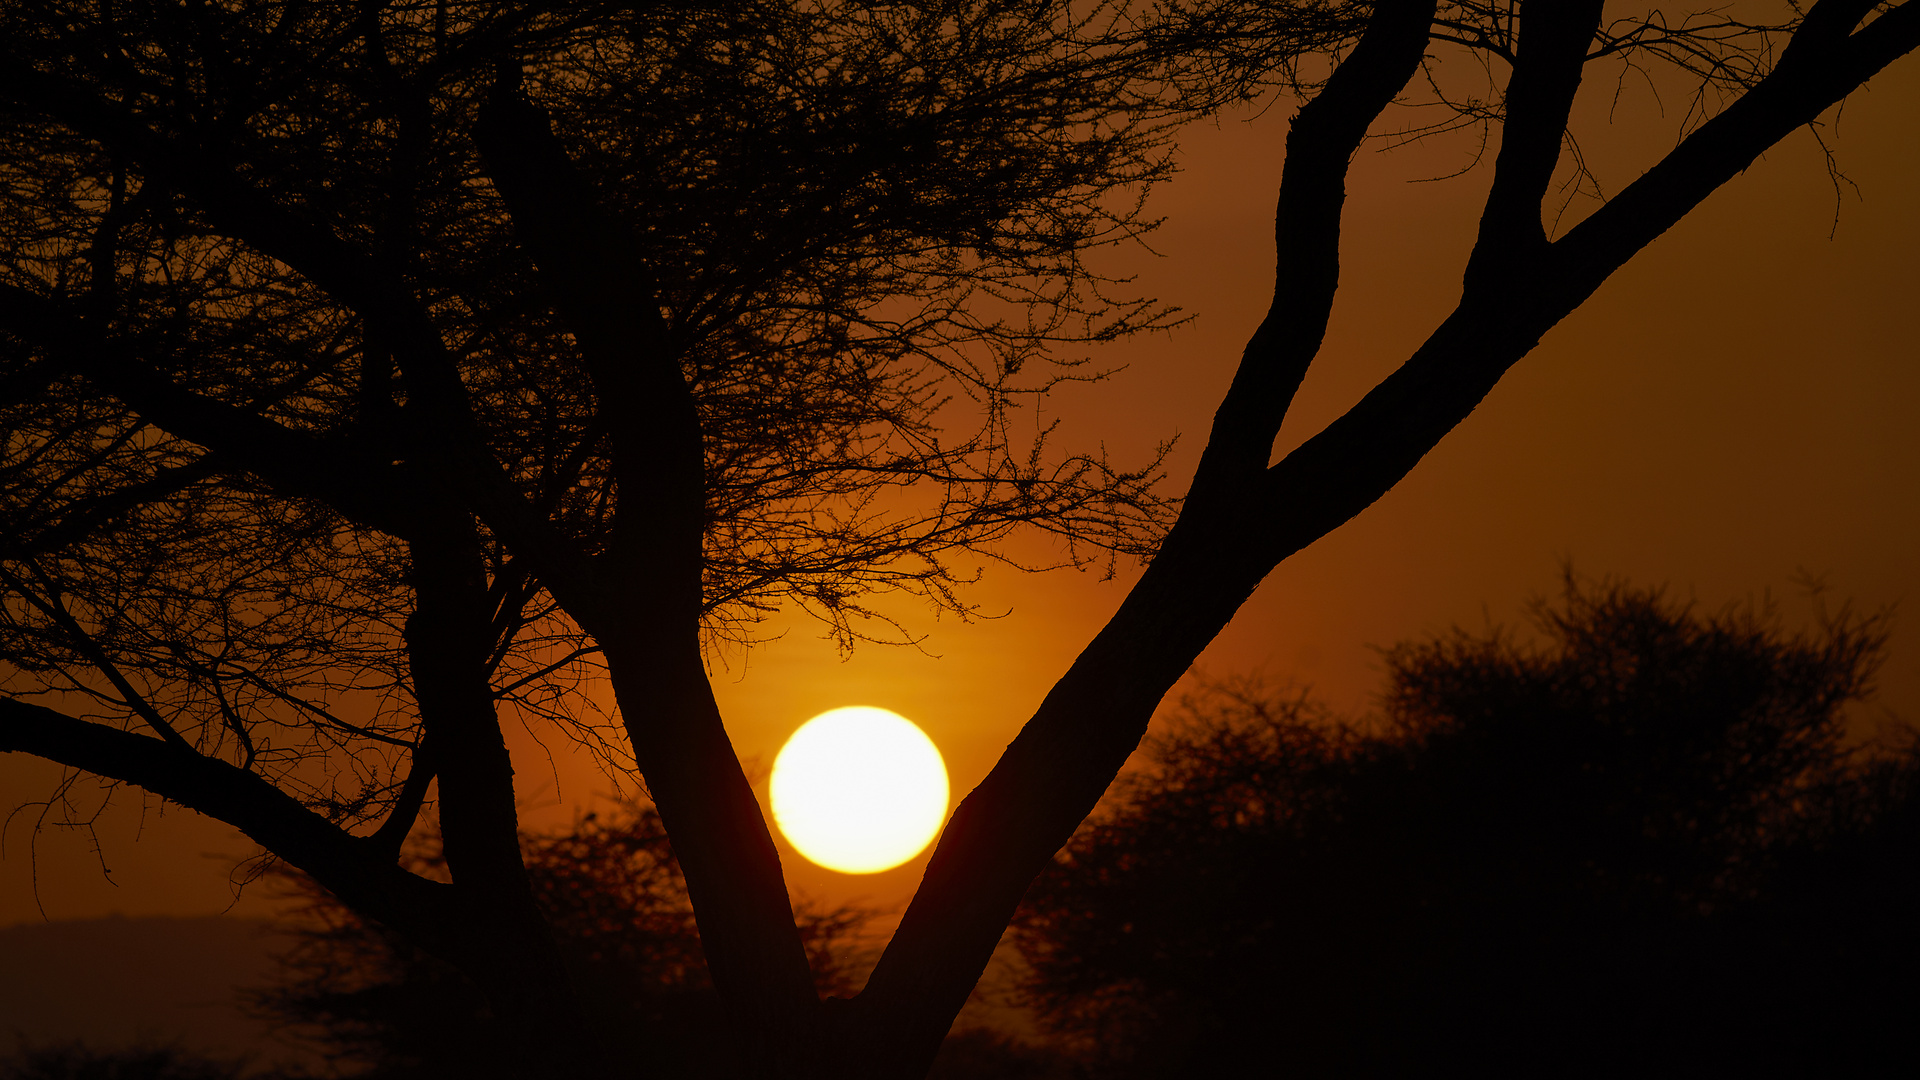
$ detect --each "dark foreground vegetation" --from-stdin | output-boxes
[15,577,1890,1080]
[8,581,1913,1079]
[1014,578,1920,1077]
[251,806,874,1080]
[238,806,1071,1079]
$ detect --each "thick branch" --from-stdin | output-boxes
[1553,0,1920,296]
[0,290,419,539]
[1463,0,1607,287]
[1249,1,1920,600]
[478,76,821,1062]
[366,736,435,862]
[846,3,1437,1074]
[847,3,1920,1076]
[404,521,531,897]
[473,75,705,599]
[604,650,822,1072]
[402,517,618,1079]
[0,697,451,948]
[1256,1,1920,572]
[1186,0,1439,493]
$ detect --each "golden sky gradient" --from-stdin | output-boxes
[4,59,1915,926]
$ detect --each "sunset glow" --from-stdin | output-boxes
[770,707,950,874]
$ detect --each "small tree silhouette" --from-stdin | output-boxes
[1012,577,1919,1076]
[254,802,878,1080]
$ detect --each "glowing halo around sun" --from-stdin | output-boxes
[770,706,950,874]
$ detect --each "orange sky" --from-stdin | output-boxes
[4,58,1916,927]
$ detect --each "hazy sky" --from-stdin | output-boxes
[4,57,1915,926]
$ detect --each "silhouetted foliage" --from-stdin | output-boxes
[252,802,875,1080]
[253,801,1073,1079]
[1013,577,1920,1077]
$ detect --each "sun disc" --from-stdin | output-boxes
[770,706,949,874]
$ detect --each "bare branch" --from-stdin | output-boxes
[1186,0,1441,494]
[0,696,452,947]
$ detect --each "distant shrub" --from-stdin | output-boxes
[1013,576,1920,1077]
[252,802,876,1080]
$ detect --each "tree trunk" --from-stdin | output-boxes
[406,515,616,1079]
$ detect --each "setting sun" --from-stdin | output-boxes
[770,707,950,874]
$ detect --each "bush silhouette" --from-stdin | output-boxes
[1013,577,1920,1077]
[254,804,873,1080]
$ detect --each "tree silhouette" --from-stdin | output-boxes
[2,1,1916,1076]
[1012,578,1919,1076]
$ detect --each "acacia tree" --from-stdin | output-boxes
[0,0,1915,1077]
